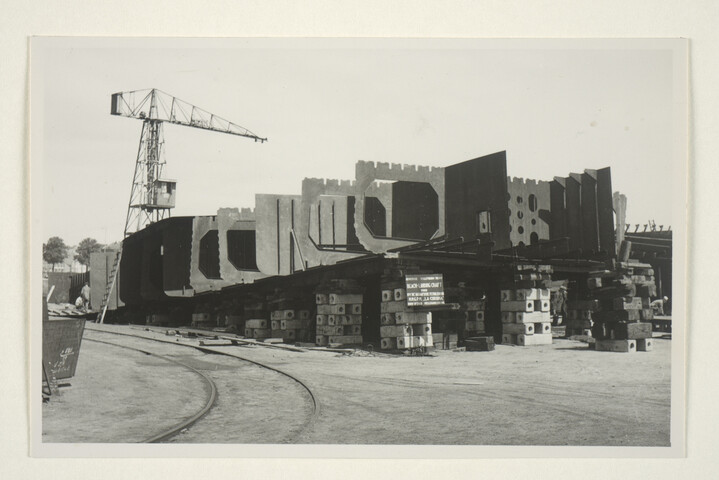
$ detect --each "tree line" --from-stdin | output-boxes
[43,237,104,272]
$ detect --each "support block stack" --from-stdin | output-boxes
[463,298,487,337]
[243,298,270,340]
[565,299,599,337]
[500,265,553,346]
[269,296,312,344]
[315,280,364,346]
[380,284,433,350]
[589,262,656,353]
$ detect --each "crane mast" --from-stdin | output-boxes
[96,88,266,323]
[111,88,267,236]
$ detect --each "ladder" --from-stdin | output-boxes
[95,248,122,324]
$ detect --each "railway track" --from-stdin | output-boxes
[83,326,320,443]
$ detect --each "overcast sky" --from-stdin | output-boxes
[32,38,685,246]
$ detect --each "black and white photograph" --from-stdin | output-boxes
[30,37,687,457]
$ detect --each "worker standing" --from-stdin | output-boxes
[80,282,91,312]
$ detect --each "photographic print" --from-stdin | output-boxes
[30,37,687,457]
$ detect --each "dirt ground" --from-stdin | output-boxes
[43,324,671,446]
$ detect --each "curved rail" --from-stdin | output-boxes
[84,326,320,443]
[83,337,218,443]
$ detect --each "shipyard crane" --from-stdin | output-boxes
[96,88,267,323]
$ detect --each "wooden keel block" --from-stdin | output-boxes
[380,313,395,325]
[595,309,641,322]
[395,311,432,324]
[503,323,534,335]
[394,288,407,301]
[245,319,268,329]
[500,300,535,312]
[517,333,553,346]
[639,308,654,321]
[534,322,552,334]
[328,335,363,345]
[612,297,643,311]
[381,290,393,302]
[609,322,653,340]
[329,293,363,304]
[465,336,495,352]
[271,320,281,330]
[432,333,444,349]
[502,333,517,345]
[636,338,654,352]
[380,325,412,337]
[350,304,362,315]
[315,335,329,346]
[315,293,329,305]
[412,323,432,336]
[380,301,406,313]
[534,300,550,312]
[396,335,433,349]
[595,339,637,353]
[316,315,327,326]
[380,337,397,350]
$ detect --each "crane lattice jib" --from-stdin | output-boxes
[111,88,267,142]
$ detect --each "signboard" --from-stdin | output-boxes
[405,273,445,306]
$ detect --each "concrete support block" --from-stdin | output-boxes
[317,304,333,315]
[464,300,486,310]
[534,299,550,312]
[502,333,517,344]
[343,314,363,325]
[637,338,654,352]
[517,333,553,346]
[381,313,395,325]
[271,320,281,330]
[534,322,552,334]
[349,304,362,315]
[346,325,362,336]
[316,335,329,346]
[316,315,327,326]
[503,323,534,335]
[252,328,272,338]
[412,323,432,336]
[612,296,643,311]
[381,290,393,302]
[394,288,407,301]
[380,337,397,350]
[465,321,485,332]
[315,293,329,304]
[282,309,296,319]
[245,319,268,329]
